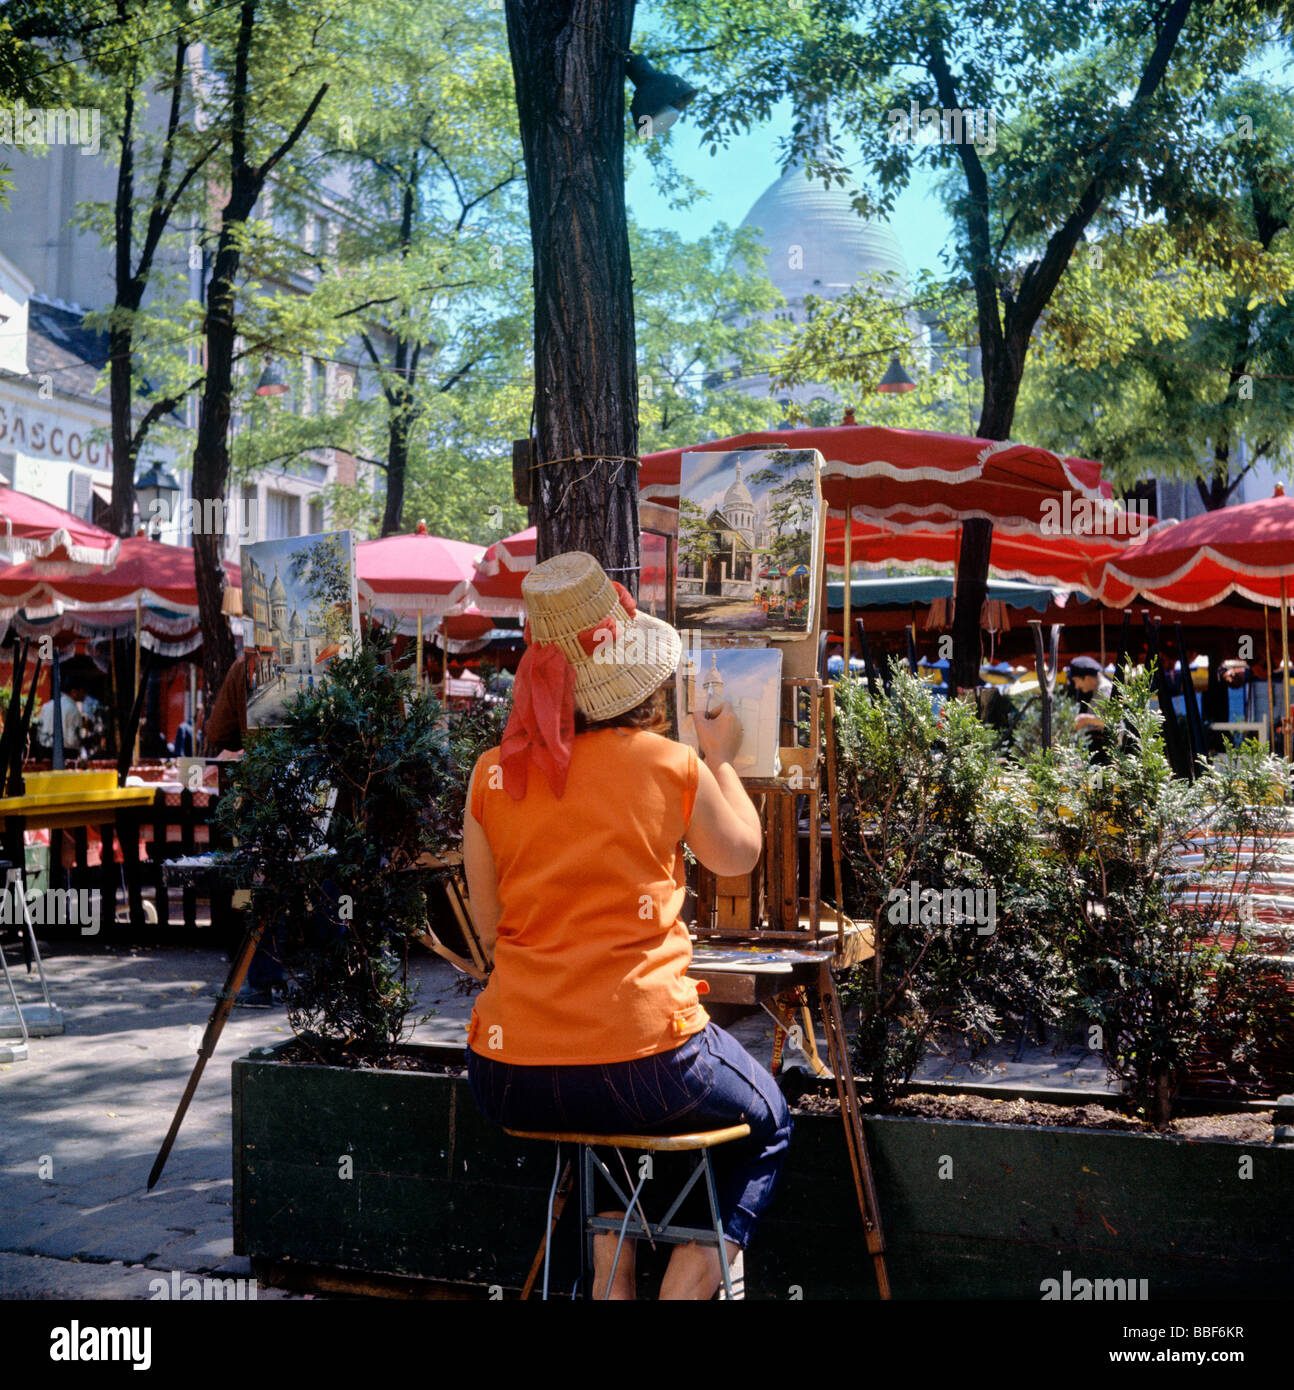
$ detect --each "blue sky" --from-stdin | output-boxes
[624,98,956,279]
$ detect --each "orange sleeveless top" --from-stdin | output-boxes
[466,728,707,1065]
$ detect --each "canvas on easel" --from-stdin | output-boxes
[675,449,820,637]
[241,530,360,729]
[676,639,782,779]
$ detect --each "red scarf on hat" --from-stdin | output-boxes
[500,582,636,799]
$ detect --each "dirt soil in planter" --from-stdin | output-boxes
[793,1089,1275,1141]
[273,1039,467,1075]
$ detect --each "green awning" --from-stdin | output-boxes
[825,575,1057,612]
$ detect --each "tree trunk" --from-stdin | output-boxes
[109,79,139,538]
[192,218,245,701]
[504,0,640,594]
[381,388,412,537]
[950,352,1025,691]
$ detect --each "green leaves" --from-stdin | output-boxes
[1023,668,1291,1125]
[217,630,507,1057]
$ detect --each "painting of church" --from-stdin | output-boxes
[265,563,324,667]
[675,448,819,634]
[675,643,782,778]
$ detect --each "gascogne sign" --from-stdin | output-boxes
[0,403,112,467]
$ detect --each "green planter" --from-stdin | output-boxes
[232,1041,1294,1299]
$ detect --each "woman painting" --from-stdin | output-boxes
[462,551,792,1300]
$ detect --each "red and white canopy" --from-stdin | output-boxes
[468,526,536,617]
[825,520,1127,591]
[0,485,122,573]
[1087,488,1294,611]
[356,522,483,617]
[468,526,670,618]
[640,425,1132,538]
[0,536,240,614]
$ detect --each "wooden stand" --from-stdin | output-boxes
[687,678,890,1298]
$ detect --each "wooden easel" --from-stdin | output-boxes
[685,673,890,1298]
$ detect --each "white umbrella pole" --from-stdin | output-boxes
[132,594,142,767]
[1283,577,1291,761]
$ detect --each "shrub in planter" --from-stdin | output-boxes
[832,665,1069,1107]
[215,634,507,1059]
[1025,667,1290,1127]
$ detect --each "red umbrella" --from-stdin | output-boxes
[1088,490,1294,610]
[640,425,1131,536]
[0,535,240,612]
[1086,488,1294,755]
[468,526,535,616]
[470,527,672,619]
[356,522,485,695]
[0,484,122,572]
[356,521,482,617]
[825,519,1127,590]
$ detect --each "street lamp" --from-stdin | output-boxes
[135,463,182,537]
[627,53,698,137]
[255,357,288,397]
[877,354,916,393]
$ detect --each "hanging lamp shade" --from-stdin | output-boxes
[877,355,916,393]
[255,359,288,397]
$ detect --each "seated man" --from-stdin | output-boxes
[1064,655,1110,732]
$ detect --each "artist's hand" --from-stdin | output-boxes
[694,700,743,765]
[1074,712,1105,732]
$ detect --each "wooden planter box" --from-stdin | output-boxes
[232,1041,1294,1299]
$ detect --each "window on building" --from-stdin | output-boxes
[266,489,300,540]
[307,498,324,535]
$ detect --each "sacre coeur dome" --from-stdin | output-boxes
[739,159,909,307]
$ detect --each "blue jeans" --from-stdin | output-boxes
[467,1024,792,1248]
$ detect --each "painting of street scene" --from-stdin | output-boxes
[675,641,783,779]
[675,449,819,634]
[241,530,360,729]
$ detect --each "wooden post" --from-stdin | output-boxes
[842,513,852,676]
[416,611,423,688]
[441,620,449,706]
[1282,577,1291,760]
[132,595,142,767]
[1265,606,1277,749]
[1028,619,1054,751]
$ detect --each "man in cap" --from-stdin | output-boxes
[1064,654,1111,738]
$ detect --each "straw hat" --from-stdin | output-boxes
[522,552,682,721]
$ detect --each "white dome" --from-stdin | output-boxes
[724,463,754,515]
[739,160,909,305]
